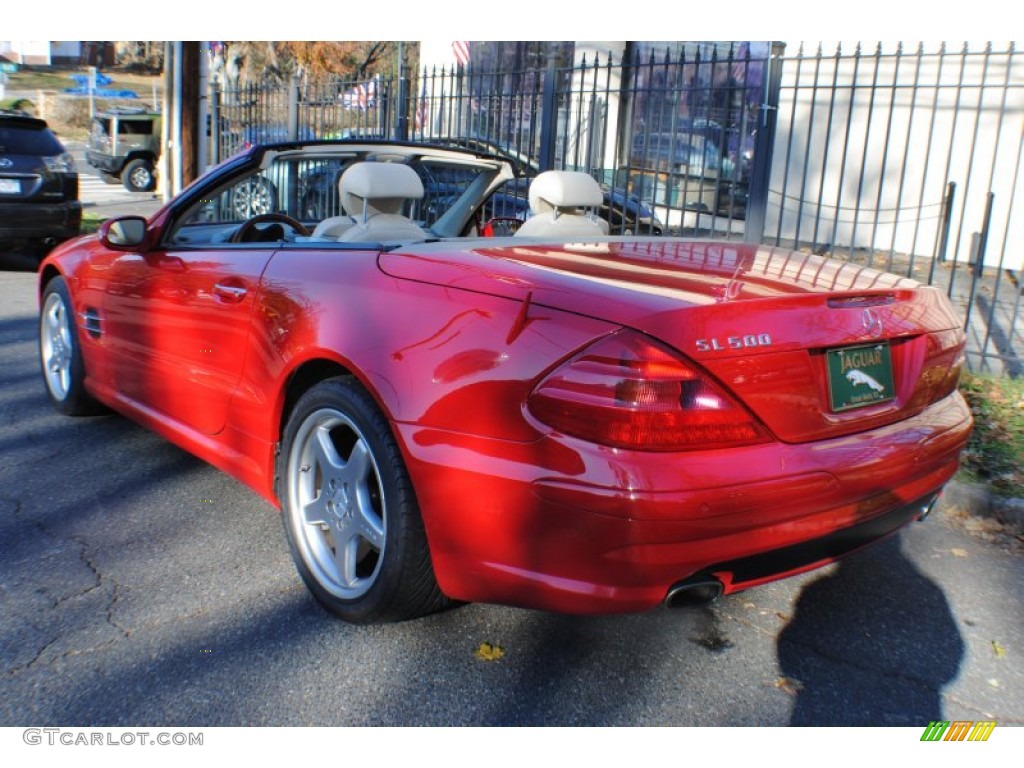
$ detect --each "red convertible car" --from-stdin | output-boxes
[38,140,972,623]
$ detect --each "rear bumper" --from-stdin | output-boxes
[399,391,972,614]
[0,200,82,243]
[85,151,121,174]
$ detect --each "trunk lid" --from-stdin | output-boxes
[380,239,966,442]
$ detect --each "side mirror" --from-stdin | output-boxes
[99,216,148,250]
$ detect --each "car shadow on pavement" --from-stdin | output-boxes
[777,534,964,726]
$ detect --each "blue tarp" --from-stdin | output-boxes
[69,72,113,87]
[63,71,137,97]
[62,87,139,98]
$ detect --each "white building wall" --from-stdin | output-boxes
[50,41,80,60]
[766,42,1023,269]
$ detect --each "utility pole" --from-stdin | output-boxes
[180,41,200,187]
[162,41,201,196]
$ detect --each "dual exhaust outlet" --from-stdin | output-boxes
[663,494,940,609]
[664,578,724,609]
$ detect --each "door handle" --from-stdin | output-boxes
[214,282,248,302]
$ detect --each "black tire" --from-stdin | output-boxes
[277,377,449,623]
[39,276,103,416]
[122,158,155,192]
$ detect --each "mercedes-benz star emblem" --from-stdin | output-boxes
[0,158,13,168]
[861,308,884,338]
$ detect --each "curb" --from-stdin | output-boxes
[940,479,1024,529]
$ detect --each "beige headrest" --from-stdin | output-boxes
[339,162,425,219]
[528,171,604,216]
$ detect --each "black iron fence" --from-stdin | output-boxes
[768,42,1023,377]
[208,41,1022,377]
[211,43,770,237]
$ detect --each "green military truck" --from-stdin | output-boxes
[86,107,161,192]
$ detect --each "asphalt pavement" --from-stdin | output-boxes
[1,176,1022,730]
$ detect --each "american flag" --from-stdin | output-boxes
[413,97,429,133]
[340,77,377,110]
[452,41,470,67]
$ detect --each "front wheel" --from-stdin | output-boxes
[277,377,449,623]
[39,277,102,416]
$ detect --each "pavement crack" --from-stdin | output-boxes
[4,635,62,677]
[3,496,131,675]
[67,534,131,639]
[51,534,103,609]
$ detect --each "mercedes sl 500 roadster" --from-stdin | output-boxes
[38,140,972,623]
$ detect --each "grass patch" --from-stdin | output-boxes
[5,69,78,91]
[0,97,36,112]
[7,66,163,94]
[957,372,1024,498]
[81,212,106,235]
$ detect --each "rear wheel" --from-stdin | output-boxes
[39,277,102,416]
[278,377,448,623]
[122,158,155,192]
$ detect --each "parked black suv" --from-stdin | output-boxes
[0,110,81,260]
[86,107,161,192]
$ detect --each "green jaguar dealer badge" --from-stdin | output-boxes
[826,343,895,412]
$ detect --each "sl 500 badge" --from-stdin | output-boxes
[696,333,772,352]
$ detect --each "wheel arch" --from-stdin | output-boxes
[38,264,63,299]
[276,354,397,445]
[123,151,156,166]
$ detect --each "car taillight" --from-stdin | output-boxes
[43,153,76,174]
[528,330,768,451]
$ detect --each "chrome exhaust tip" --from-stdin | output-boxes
[916,493,941,522]
[665,578,724,609]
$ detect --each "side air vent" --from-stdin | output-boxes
[82,308,102,339]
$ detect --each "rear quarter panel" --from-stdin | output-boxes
[227,247,621,502]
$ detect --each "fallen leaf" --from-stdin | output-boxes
[474,642,505,661]
[987,678,1000,688]
[950,548,969,557]
[771,676,804,695]
[991,640,1006,658]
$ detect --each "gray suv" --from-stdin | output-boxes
[86,107,161,192]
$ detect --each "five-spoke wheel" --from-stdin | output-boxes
[278,377,448,622]
[287,407,387,600]
[39,277,101,416]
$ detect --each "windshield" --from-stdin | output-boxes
[0,123,64,155]
[166,147,509,247]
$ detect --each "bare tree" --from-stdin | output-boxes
[222,41,406,82]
